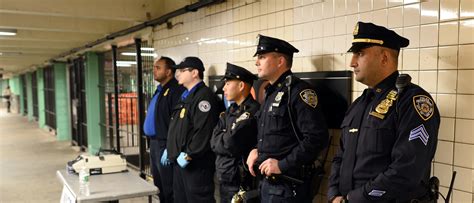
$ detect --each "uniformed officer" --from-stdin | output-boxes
[211,63,260,203]
[143,56,185,203]
[328,22,440,202]
[246,35,329,203]
[166,56,223,203]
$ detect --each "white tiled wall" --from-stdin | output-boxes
[152,0,474,202]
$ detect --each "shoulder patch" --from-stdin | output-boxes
[198,100,211,112]
[413,95,435,121]
[299,89,318,108]
[219,111,225,118]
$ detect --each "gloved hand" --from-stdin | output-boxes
[160,149,171,166]
[177,152,190,168]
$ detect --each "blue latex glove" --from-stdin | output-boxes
[177,152,190,168]
[160,149,171,166]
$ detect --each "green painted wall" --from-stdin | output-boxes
[85,52,105,154]
[26,73,34,121]
[37,69,46,129]
[54,63,71,141]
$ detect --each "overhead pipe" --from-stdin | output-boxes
[54,0,224,60]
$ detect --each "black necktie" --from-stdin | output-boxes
[339,89,374,195]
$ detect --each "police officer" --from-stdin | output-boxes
[328,22,440,202]
[166,56,223,203]
[211,63,260,203]
[143,56,185,203]
[246,35,329,203]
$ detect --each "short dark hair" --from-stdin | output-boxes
[159,56,176,74]
[276,53,293,68]
[198,69,204,79]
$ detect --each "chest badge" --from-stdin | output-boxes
[273,92,284,107]
[163,88,169,96]
[369,90,398,119]
[235,112,250,123]
[413,95,435,121]
[275,92,284,102]
[180,108,186,118]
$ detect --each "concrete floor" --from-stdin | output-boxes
[0,108,158,203]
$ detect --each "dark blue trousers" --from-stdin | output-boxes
[150,139,173,203]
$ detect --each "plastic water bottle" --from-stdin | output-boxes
[79,166,90,196]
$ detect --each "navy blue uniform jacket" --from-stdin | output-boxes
[257,70,329,177]
[328,72,440,202]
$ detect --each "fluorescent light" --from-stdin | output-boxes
[117,61,136,64]
[121,52,157,57]
[117,64,132,67]
[141,47,154,51]
[0,29,17,36]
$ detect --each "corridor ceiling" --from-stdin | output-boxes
[0,0,193,75]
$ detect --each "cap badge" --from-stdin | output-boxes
[353,23,359,35]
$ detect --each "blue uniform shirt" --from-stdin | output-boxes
[181,81,204,101]
[144,85,163,136]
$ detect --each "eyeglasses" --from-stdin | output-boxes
[176,68,194,73]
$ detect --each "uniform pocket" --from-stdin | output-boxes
[362,118,395,154]
[267,107,289,132]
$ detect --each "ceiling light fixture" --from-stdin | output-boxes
[141,47,154,51]
[0,29,17,36]
[121,52,157,57]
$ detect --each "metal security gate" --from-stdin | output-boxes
[32,71,39,120]
[20,74,28,115]
[44,66,56,130]
[101,39,154,178]
[69,57,88,150]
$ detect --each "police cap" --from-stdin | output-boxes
[254,34,299,57]
[222,63,258,85]
[174,56,205,71]
[348,22,409,52]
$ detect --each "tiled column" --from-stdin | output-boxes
[54,62,71,141]
[85,52,105,154]
[26,72,34,121]
[37,69,46,129]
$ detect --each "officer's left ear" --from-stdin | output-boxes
[380,48,391,66]
[238,81,245,91]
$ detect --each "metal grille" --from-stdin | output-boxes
[44,66,56,130]
[140,40,156,177]
[32,71,38,119]
[20,74,28,115]
[69,57,88,150]
[101,40,154,177]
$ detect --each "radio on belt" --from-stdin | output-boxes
[67,149,127,175]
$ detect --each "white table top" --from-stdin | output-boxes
[56,169,158,202]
